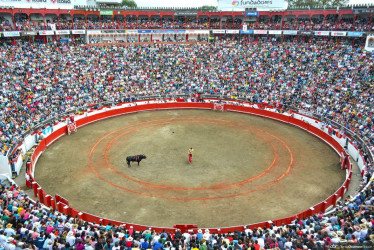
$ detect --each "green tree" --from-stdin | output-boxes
[317,0,348,7]
[201,5,217,10]
[330,0,348,7]
[122,0,137,8]
[288,0,318,8]
[288,0,348,8]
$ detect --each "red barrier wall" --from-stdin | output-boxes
[27,100,352,232]
[55,194,69,206]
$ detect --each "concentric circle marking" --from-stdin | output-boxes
[88,117,294,200]
[103,118,278,190]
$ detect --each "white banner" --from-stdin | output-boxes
[0,0,74,9]
[3,31,20,37]
[39,30,54,35]
[49,23,56,31]
[315,31,330,36]
[87,30,102,35]
[268,30,282,35]
[23,31,37,36]
[242,24,247,31]
[55,30,70,35]
[186,30,210,34]
[218,0,286,10]
[364,34,374,52]
[283,30,298,35]
[72,30,85,35]
[254,30,268,34]
[213,30,226,34]
[125,30,138,34]
[226,30,240,34]
[331,31,347,37]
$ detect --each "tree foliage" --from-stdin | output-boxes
[122,0,137,8]
[287,0,348,8]
[201,5,217,10]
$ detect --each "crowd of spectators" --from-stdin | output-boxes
[276,16,364,31]
[0,173,374,249]
[0,38,372,157]
[1,14,373,31]
[0,32,373,248]
[0,17,13,32]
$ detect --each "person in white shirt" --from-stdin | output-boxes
[182,231,191,243]
[66,231,76,246]
[4,237,16,250]
[244,226,252,236]
[330,232,340,244]
[284,238,293,249]
[4,225,16,237]
[360,224,368,239]
[352,226,361,240]
[19,226,28,237]
[0,231,7,247]
[257,236,265,249]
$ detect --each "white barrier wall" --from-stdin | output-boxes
[152,34,162,41]
[188,35,198,41]
[0,155,11,177]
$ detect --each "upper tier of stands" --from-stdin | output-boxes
[0,7,373,32]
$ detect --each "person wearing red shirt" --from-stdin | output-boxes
[126,236,133,248]
[253,240,261,250]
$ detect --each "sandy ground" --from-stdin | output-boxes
[35,110,344,228]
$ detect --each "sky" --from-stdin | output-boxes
[133,0,374,8]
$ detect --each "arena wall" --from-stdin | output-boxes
[15,98,366,232]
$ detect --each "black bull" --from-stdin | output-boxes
[126,155,147,167]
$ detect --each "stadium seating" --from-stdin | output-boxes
[0,5,373,250]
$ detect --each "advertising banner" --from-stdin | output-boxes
[300,31,312,35]
[253,30,268,34]
[55,30,70,35]
[162,30,186,33]
[246,11,259,16]
[218,0,286,9]
[331,31,346,37]
[347,32,363,37]
[315,31,330,36]
[186,30,210,34]
[87,30,102,35]
[3,31,20,37]
[268,30,282,35]
[226,30,240,34]
[283,30,298,35]
[39,30,54,35]
[174,11,199,16]
[99,11,113,16]
[213,30,226,34]
[138,30,152,33]
[72,30,85,35]
[23,31,37,36]
[240,30,253,34]
[125,30,137,34]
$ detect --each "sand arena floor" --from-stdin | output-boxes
[35,110,344,228]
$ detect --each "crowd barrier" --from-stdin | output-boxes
[24,99,356,233]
